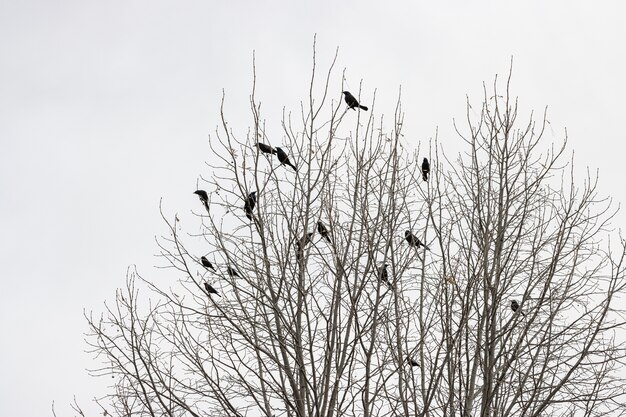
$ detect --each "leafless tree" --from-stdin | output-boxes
[85,49,626,417]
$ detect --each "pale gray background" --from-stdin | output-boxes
[1,1,625,416]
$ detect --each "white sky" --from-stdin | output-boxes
[1,1,625,416]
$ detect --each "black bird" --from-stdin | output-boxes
[342,91,368,111]
[421,158,430,181]
[204,282,220,297]
[276,147,297,171]
[255,142,277,155]
[194,190,209,212]
[200,256,216,272]
[227,266,240,278]
[511,300,525,316]
[244,191,257,220]
[378,264,390,287]
[317,221,330,242]
[405,230,430,250]
[407,357,420,367]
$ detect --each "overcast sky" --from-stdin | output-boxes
[1,1,625,416]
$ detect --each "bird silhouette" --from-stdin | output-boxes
[407,357,420,367]
[227,266,240,278]
[276,147,297,171]
[244,191,257,220]
[317,221,330,242]
[511,300,525,316]
[422,158,430,181]
[194,190,209,212]
[255,142,277,155]
[378,264,391,287]
[342,91,368,111]
[405,230,430,250]
[200,256,216,271]
[204,282,220,297]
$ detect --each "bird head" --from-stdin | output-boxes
[342,91,349,95]
[405,230,411,237]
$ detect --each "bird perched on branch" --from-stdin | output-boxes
[194,190,209,212]
[227,266,240,278]
[204,282,220,297]
[378,264,391,287]
[276,147,297,171]
[200,256,216,272]
[342,91,368,111]
[317,221,330,242]
[511,299,525,316]
[255,142,277,155]
[407,357,420,367]
[244,191,257,220]
[422,158,430,181]
[405,230,430,250]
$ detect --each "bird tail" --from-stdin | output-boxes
[289,162,297,171]
[360,105,368,111]
[422,173,428,181]
[203,201,210,213]
[424,244,430,251]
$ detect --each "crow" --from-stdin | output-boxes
[405,230,430,250]
[194,190,209,212]
[227,266,240,278]
[244,191,257,220]
[378,264,390,287]
[194,190,208,203]
[407,357,420,367]
[422,158,430,181]
[342,91,368,111]
[276,147,297,171]
[204,282,220,297]
[200,256,216,272]
[255,142,277,155]
[511,300,525,316]
[317,221,330,242]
